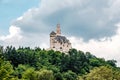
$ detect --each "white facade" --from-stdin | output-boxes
[49,24,72,53]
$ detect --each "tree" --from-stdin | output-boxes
[35,69,55,80]
[62,49,89,74]
[47,50,62,66]
[84,66,114,80]
[54,72,63,80]
[3,46,38,67]
[0,58,15,80]
[63,70,77,80]
[14,64,31,79]
[112,67,120,80]
[22,67,36,80]
[0,46,3,57]
[85,52,96,59]
[107,60,117,67]
[77,76,84,80]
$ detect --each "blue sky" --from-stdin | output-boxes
[0,0,120,66]
[0,0,39,34]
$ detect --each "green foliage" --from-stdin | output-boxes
[35,69,55,80]
[77,76,84,80]
[1,46,120,80]
[84,66,120,80]
[61,49,90,74]
[3,46,37,67]
[0,46,3,57]
[89,58,103,67]
[14,64,33,79]
[22,67,36,80]
[85,66,113,80]
[54,72,64,80]
[0,58,15,80]
[107,60,117,67]
[112,67,120,80]
[63,70,77,80]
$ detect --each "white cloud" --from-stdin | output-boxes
[0,25,22,46]
[69,24,120,66]
[0,25,22,40]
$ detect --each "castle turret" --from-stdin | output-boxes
[56,24,61,35]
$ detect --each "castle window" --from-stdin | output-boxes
[60,47,62,49]
[53,41,57,43]
[53,46,55,48]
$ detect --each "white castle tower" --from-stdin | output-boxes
[49,24,72,52]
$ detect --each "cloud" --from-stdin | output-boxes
[0,26,23,47]
[0,25,49,48]
[12,0,120,41]
[69,24,120,66]
[0,26,22,41]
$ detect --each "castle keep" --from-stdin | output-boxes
[49,24,72,52]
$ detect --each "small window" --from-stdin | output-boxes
[60,47,62,49]
[53,46,55,48]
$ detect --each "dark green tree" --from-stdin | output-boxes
[63,70,77,80]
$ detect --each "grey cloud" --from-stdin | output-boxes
[12,0,120,41]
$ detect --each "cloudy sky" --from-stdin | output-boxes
[0,0,120,66]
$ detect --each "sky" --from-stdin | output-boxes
[0,0,120,66]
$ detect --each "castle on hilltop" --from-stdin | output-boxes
[49,24,72,52]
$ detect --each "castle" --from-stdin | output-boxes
[49,24,72,52]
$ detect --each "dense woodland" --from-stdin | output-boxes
[0,46,120,80]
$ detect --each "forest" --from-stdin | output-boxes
[0,46,120,80]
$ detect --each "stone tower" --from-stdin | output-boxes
[49,24,72,53]
[56,24,61,35]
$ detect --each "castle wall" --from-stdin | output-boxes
[50,36,71,52]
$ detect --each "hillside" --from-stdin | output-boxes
[0,46,120,80]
